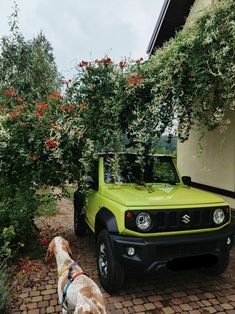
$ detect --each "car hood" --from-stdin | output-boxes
[102,184,224,207]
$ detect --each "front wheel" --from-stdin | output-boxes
[97,230,124,293]
[203,250,230,276]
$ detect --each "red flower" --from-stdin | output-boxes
[36,103,48,110]
[60,105,76,110]
[45,139,58,149]
[133,57,144,63]
[119,60,126,68]
[14,105,27,110]
[34,110,44,116]
[79,61,89,67]
[103,57,112,63]
[5,89,15,97]
[19,261,24,267]
[17,96,23,102]
[40,237,49,246]
[20,122,30,127]
[128,76,144,85]
[7,112,22,118]
[80,102,87,110]
[48,91,61,100]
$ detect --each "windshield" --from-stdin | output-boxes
[104,154,179,184]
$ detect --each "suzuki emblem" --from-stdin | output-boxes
[182,214,190,224]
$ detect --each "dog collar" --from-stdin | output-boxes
[58,261,78,278]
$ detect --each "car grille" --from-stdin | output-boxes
[125,207,230,233]
[154,208,213,232]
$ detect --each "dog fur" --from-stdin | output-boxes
[45,236,106,314]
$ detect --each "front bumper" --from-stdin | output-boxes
[110,225,234,272]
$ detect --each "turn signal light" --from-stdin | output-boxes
[126,211,134,220]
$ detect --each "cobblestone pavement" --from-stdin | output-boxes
[11,198,235,314]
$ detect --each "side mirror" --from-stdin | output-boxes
[83,176,98,189]
[182,176,191,186]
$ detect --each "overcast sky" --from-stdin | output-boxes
[0,0,164,79]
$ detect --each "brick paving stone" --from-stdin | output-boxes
[122,300,133,307]
[202,300,212,307]
[188,295,200,301]
[31,296,43,302]
[171,298,182,305]
[41,288,56,295]
[133,305,145,312]
[180,303,193,311]
[30,291,41,297]
[114,302,123,309]
[19,293,29,299]
[148,295,163,302]
[45,306,55,313]
[221,302,234,310]
[144,302,156,311]
[25,303,38,310]
[202,307,217,313]
[38,301,49,308]
[171,305,181,312]
[189,301,201,309]
[228,295,235,301]
[162,306,175,314]
[110,310,124,314]
[155,301,164,308]
[10,201,235,313]
[28,310,40,314]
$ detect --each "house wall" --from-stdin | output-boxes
[178,112,235,208]
[185,0,212,25]
[177,0,235,208]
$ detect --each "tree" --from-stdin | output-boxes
[0,2,60,101]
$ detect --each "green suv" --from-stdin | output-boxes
[74,153,234,292]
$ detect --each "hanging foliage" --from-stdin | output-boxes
[143,0,235,141]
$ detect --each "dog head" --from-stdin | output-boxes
[45,236,72,262]
[45,238,56,262]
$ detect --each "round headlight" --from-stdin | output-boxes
[213,208,225,224]
[136,212,151,231]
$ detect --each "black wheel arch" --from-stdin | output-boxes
[95,208,119,235]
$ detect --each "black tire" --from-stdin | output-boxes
[74,190,87,236]
[203,250,230,276]
[97,230,124,293]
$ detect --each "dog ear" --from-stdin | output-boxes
[44,239,55,262]
[64,240,72,255]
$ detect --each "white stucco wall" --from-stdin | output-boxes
[186,0,212,26]
[178,111,235,208]
[177,0,235,208]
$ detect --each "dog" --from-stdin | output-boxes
[45,236,106,314]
